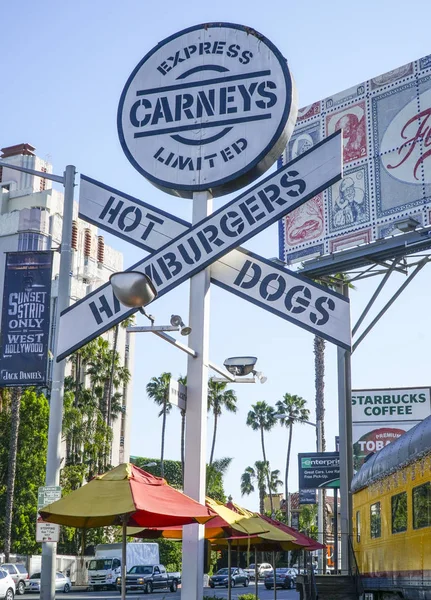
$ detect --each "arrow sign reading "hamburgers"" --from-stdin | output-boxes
[79,170,350,350]
[58,131,342,361]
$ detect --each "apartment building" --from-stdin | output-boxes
[0,142,132,465]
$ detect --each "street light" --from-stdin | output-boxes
[223,356,257,376]
[109,271,157,307]
[221,357,267,383]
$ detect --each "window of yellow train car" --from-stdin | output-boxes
[356,511,361,542]
[413,482,431,529]
[391,492,407,533]
[370,502,381,538]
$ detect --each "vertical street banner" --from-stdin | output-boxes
[0,251,53,386]
[299,489,317,505]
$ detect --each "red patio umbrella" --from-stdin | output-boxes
[40,464,215,600]
[258,514,326,551]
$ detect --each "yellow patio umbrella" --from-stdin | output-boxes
[127,497,270,539]
[39,464,215,600]
[214,501,303,550]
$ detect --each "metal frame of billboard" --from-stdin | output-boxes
[283,229,431,354]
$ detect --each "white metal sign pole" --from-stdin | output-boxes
[337,286,353,573]
[41,165,76,600]
[182,190,212,600]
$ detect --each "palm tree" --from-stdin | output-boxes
[85,337,130,469]
[275,394,310,524]
[240,461,281,513]
[312,273,354,571]
[207,378,237,465]
[246,401,276,513]
[4,387,21,561]
[107,315,135,428]
[314,335,327,570]
[206,456,232,501]
[269,468,283,495]
[146,372,172,478]
[240,460,269,514]
[299,504,318,539]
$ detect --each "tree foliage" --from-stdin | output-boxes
[59,333,130,555]
[131,456,232,502]
[146,373,172,479]
[0,389,49,555]
[275,394,310,522]
[63,336,130,479]
[246,402,276,513]
[130,457,183,489]
[207,379,237,466]
[240,461,281,514]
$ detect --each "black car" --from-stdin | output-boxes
[264,568,295,590]
[209,568,250,588]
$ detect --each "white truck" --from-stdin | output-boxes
[87,542,159,590]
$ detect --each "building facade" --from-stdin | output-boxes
[0,143,133,466]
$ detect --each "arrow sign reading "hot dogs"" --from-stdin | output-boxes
[79,172,350,350]
[58,131,343,360]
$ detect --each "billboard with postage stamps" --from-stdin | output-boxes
[279,55,431,264]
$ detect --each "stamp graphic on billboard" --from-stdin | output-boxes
[297,102,320,122]
[370,62,414,90]
[287,123,321,162]
[280,55,431,264]
[284,193,324,245]
[328,166,369,232]
[326,100,367,164]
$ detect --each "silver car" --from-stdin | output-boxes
[27,572,71,593]
[1,565,27,596]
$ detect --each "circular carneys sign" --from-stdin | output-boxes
[118,22,297,198]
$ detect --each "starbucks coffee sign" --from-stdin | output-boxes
[118,22,297,197]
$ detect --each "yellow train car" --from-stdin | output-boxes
[352,415,431,600]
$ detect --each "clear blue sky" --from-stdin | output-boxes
[2,0,431,510]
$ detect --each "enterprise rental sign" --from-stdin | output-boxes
[298,452,340,489]
[118,23,297,198]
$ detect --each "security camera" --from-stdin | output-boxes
[253,371,268,384]
[223,356,257,377]
[170,315,192,336]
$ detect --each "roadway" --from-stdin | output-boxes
[25,582,299,599]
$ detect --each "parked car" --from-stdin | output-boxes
[0,568,15,600]
[27,572,71,593]
[244,563,273,580]
[0,565,27,596]
[209,568,249,588]
[264,568,295,590]
[284,568,298,581]
[116,564,180,593]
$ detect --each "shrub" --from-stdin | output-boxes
[238,595,259,600]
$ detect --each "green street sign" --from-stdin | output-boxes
[37,486,61,510]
